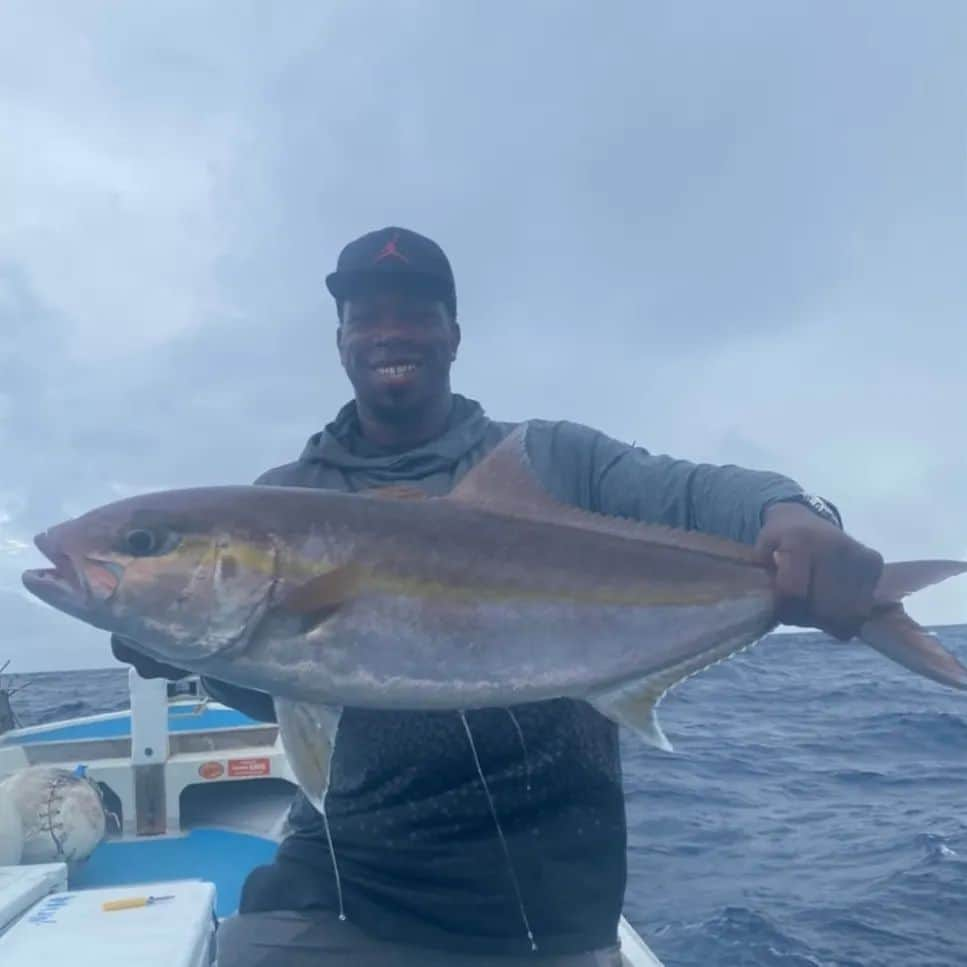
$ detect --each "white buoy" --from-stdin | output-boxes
[0,787,23,864]
[0,766,105,863]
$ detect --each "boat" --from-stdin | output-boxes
[0,669,664,964]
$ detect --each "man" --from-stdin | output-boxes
[113,227,883,965]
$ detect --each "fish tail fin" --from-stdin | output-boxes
[860,604,967,691]
[861,559,967,690]
[874,560,967,604]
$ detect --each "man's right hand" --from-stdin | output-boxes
[110,634,190,681]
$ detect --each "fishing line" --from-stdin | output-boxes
[459,710,537,952]
[506,708,531,794]
[319,724,345,921]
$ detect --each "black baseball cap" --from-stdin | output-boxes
[325,226,457,315]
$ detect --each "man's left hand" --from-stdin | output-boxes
[756,502,884,640]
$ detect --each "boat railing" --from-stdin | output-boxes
[0,670,293,838]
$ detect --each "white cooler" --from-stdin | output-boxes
[0,863,68,935]
[0,879,216,966]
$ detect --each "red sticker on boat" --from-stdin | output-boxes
[228,757,271,777]
[198,761,224,780]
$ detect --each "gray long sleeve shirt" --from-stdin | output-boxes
[213,395,807,956]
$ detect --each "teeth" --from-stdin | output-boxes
[376,364,418,376]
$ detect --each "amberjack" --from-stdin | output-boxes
[21,426,967,810]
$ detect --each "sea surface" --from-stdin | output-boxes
[6,626,967,966]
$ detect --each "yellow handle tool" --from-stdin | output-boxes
[102,894,174,912]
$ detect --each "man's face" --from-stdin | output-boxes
[337,289,461,415]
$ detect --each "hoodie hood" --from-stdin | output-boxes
[298,394,497,479]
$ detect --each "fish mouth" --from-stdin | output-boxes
[22,532,91,611]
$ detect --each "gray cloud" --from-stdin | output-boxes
[2,1,965,670]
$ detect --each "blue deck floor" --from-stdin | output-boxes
[69,828,277,917]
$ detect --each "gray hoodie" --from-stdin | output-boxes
[213,395,807,957]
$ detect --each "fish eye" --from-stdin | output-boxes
[121,527,179,557]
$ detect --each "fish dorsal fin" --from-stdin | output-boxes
[363,485,428,501]
[449,426,566,520]
[448,424,761,565]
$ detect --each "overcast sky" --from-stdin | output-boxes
[2,2,965,672]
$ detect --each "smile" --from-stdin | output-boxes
[372,362,421,377]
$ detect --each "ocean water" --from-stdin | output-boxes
[6,626,967,966]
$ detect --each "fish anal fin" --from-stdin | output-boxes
[589,627,772,750]
[282,563,364,616]
[274,698,342,813]
[589,682,673,752]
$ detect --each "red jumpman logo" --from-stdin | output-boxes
[374,233,410,264]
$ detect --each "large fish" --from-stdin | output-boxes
[20,426,967,810]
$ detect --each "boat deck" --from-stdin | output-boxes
[0,675,664,964]
[71,828,276,918]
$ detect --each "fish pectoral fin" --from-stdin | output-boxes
[588,681,673,752]
[281,563,364,616]
[274,698,342,813]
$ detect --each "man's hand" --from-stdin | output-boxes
[111,634,190,680]
[756,502,884,640]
